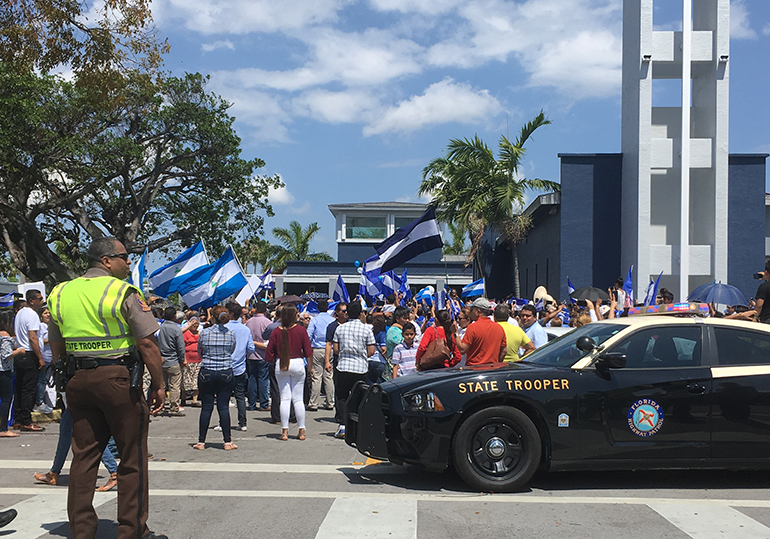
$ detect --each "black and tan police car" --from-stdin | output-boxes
[346,304,770,491]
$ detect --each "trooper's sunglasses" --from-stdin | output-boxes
[104,253,130,261]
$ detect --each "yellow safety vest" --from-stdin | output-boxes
[48,276,141,358]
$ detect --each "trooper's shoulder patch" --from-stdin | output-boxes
[136,295,151,312]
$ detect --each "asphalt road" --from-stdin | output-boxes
[3,407,770,539]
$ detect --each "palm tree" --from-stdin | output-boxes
[443,222,468,255]
[268,221,333,273]
[419,111,559,296]
[233,237,278,274]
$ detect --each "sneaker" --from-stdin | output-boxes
[168,411,185,417]
[33,404,54,414]
[306,406,318,412]
[0,508,17,528]
[213,425,222,431]
[239,425,247,431]
[334,425,346,439]
[229,401,236,407]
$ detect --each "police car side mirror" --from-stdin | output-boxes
[576,336,597,352]
[596,352,627,370]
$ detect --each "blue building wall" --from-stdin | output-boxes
[728,154,768,302]
[517,198,561,299]
[558,154,623,301]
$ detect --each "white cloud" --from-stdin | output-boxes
[292,89,381,124]
[370,0,462,15]
[364,78,502,135]
[201,40,235,52]
[731,0,756,39]
[764,23,770,36]
[268,185,295,205]
[153,0,351,34]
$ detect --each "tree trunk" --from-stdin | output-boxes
[512,242,521,298]
[0,214,77,290]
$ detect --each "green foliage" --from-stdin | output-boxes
[443,222,468,255]
[267,221,333,274]
[0,66,282,288]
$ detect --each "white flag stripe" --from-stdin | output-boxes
[235,275,264,305]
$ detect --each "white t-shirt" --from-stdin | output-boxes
[14,307,41,351]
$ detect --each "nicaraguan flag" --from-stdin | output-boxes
[567,277,577,304]
[327,300,339,314]
[449,297,461,318]
[622,265,634,305]
[178,247,248,310]
[435,287,448,310]
[128,246,148,295]
[0,292,15,309]
[257,268,275,292]
[534,298,544,312]
[332,274,350,303]
[380,271,400,297]
[364,207,443,274]
[359,269,381,300]
[149,241,209,297]
[644,272,663,307]
[462,278,484,297]
[414,286,434,305]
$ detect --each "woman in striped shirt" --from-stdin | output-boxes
[194,306,237,450]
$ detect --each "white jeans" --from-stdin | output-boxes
[275,358,306,429]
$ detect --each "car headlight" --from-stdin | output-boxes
[402,391,445,412]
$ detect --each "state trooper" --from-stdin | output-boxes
[48,237,168,539]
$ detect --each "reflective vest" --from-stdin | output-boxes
[48,276,140,358]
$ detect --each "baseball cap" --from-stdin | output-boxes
[471,297,492,311]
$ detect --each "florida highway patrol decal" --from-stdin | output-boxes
[627,399,664,437]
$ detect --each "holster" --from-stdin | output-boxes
[128,345,144,389]
[54,355,77,393]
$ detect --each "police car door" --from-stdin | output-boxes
[579,324,711,461]
[709,325,770,459]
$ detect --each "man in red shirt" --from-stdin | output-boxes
[456,298,506,365]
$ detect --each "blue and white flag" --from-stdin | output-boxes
[534,298,544,312]
[398,269,409,295]
[435,286,448,311]
[178,247,248,310]
[128,246,148,295]
[414,286,434,304]
[644,272,663,307]
[332,274,350,303]
[257,268,275,293]
[380,271,400,297]
[449,297,461,318]
[149,241,209,297]
[364,207,443,274]
[327,300,339,314]
[304,300,319,314]
[622,265,634,305]
[567,277,577,304]
[359,269,381,300]
[0,292,15,309]
[462,278,484,297]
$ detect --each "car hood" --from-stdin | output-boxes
[382,361,568,394]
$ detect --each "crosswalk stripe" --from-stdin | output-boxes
[2,490,116,539]
[0,460,407,475]
[315,498,417,539]
[648,503,770,539]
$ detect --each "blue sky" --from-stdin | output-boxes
[145,0,769,260]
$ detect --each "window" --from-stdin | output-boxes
[609,326,702,369]
[525,324,624,367]
[395,216,415,230]
[346,216,386,240]
[713,327,770,366]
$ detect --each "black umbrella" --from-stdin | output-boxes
[301,292,329,301]
[569,286,610,302]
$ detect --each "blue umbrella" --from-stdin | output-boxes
[688,282,748,306]
[687,281,713,303]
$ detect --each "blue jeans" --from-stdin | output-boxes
[246,359,270,409]
[366,361,386,385]
[198,367,234,443]
[52,408,118,475]
[233,372,247,428]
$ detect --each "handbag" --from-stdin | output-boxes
[417,327,451,371]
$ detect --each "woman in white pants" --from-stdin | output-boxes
[265,305,313,440]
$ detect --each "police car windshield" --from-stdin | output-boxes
[523,323,624,367]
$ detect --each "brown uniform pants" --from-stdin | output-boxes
[66,364,150,539]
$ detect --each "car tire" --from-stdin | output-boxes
[452,405,541,492]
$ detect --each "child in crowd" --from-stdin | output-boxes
[391,325,417,378]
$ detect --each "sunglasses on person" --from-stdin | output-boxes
[104,252,130,261]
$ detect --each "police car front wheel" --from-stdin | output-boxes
[452,406,541,492]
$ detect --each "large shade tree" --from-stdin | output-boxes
[0,66,282,288]
[267,221,333,274]
[419,111,559,296]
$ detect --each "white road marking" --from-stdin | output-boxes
[649,502,770,539]
[315,497,417,539]
[1,490,116,539]
[0,460,407,475]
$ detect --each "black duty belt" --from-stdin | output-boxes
[75,357,128,370]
